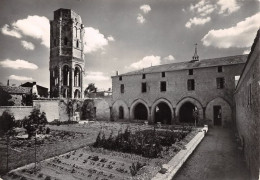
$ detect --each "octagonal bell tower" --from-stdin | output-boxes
[49,8,85,98]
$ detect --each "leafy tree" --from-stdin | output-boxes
[0,111,15,135]
[0,88,14,106]
[84,83,97,97]
[23,108,48,139]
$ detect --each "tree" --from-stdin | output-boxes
[23,108,48,139]
[0,88,14,106]
[0,111,15,135]
[84,83,97,97]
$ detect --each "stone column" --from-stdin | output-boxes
[148,107,152,124]
[71,67,74,98]
[128,107,131,121]
[172,108,176,124]
[203,107,206,120]
[58,65,62,98]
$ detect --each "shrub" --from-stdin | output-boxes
[0,110,15,134]
[45,176,51,180]
[129,162,145,176]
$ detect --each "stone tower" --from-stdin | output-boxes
[49,8,85,98]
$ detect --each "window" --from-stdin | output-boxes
[216,77,225,89]
[142,83,147,93]
[142,74,146,79]
[187,79,195,91]
[189,69,193,75]
[218,66,223,72]
[64,37,68,45]
[76,40,79,48]
[162,72,165,77]
[248,84,252,106]
[119,76,122,81]
[160,81,166,92]
[120,84,124,93]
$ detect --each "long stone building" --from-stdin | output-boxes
[49,8,85,98]
[111,52,247,126]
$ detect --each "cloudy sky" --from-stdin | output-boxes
[0,0,259,90]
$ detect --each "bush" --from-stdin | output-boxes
[129,162,146,176]
[0,110,15,134]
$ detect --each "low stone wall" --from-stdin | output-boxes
[0,106,33,120]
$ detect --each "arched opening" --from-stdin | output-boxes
[119,106,124,119]
[179,102,197,123]
[63,89,68,98]
[134,103,148,120]
[74,89,81,98]
[64,37,68,45]
[76,40,79,48]
[154,102,172,124]
[54,67,59,86]
[63,65,70,86]
[74,67,81,87]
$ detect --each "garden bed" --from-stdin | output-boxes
[3,124,199,180]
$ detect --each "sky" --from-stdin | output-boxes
[0,0,259,90]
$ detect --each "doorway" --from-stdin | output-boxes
[213,106,222,126]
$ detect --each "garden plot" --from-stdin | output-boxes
[4,124,198,180]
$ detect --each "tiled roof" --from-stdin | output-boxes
[120,54,248,76]
[0,86,31,94]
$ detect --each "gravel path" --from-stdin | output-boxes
[174,127,250,180]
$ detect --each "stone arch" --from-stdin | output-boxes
[74,89,81,98]
[74,66,81,87]
[111,100,129,121]
[205,97,232,127]
[151,98,173,124]
[130,99,150,121]
[176,97,203,122]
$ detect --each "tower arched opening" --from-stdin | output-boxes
[74,89,81,98]
[134,103,148,120]
[63,65,70,86]
[74,67,81,87]
[154,102,172,124]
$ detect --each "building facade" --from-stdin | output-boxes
[49,8,85,98]
[234,29,259,179]
[111,55,247,126]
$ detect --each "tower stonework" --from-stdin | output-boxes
[49,8,85,98]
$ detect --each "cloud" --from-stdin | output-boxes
[129,55,161,69]
[21,40,35,50]
[140,4,151,14]
[137,14,146,24]
[4,15,50,47]
[84,27,111,54]
[1,24,22,38]
[107,36,115,42]
[0,59,38,70]
[202,12,260,48]
[185,17,211,28]
[84,72,109,81]
[9,75,33,81]
[217,0,240,15]
[243,49,250,54]
[164,55,175,61]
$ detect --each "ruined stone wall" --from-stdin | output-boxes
[0,106,33,120]
[235,31,260,179]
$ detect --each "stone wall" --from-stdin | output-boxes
[33,100,60,122]
[235,30,260,179]
[0,106,33,120]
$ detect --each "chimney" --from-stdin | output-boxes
[116,71,119,76]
